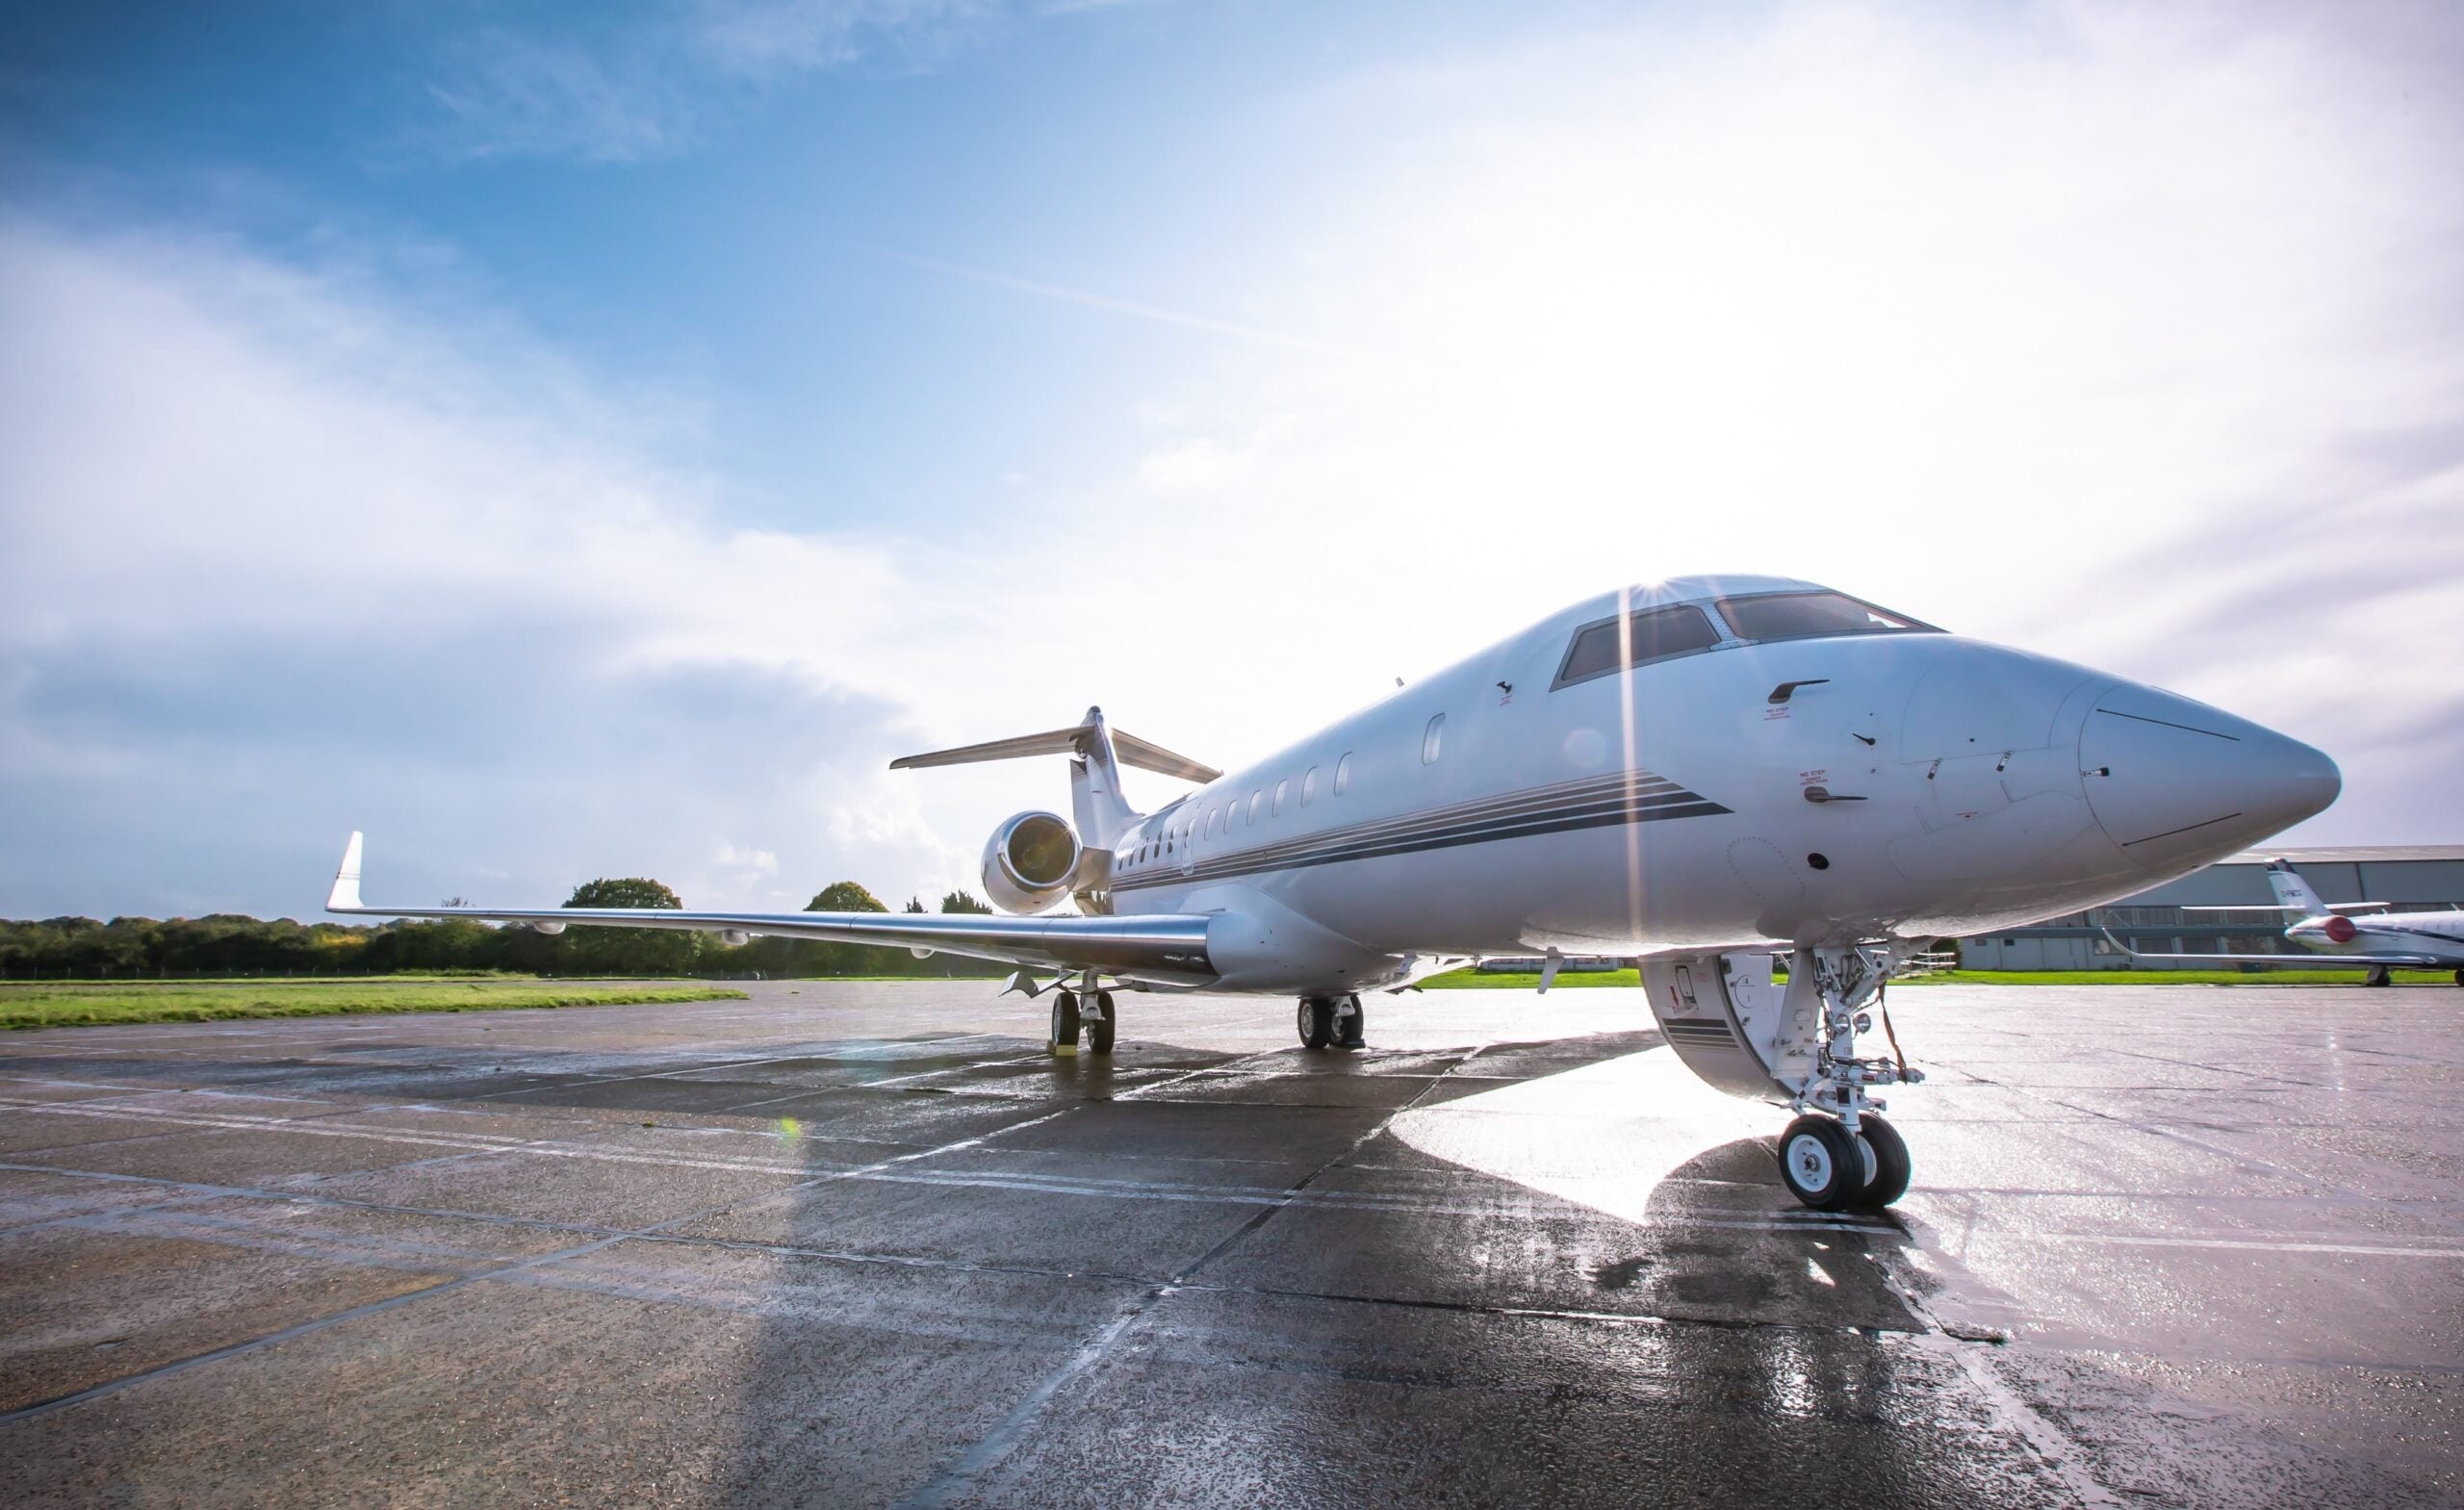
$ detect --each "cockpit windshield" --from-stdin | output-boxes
[1714,591,1938,644]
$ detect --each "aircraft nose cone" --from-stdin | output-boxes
[2080,685,2340,871]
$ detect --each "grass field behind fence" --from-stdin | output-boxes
[0,978,747,1031]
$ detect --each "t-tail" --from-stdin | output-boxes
[2264,858,2332,920]
[887,706,1219,850]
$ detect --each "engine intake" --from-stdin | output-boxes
[982,810,1083,915]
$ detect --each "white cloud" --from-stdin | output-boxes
[0,217,1033,917]
[1136,436,1249,496]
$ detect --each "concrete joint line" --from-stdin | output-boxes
[890,1045,1488,1508]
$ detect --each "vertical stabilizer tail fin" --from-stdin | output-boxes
[1069,708,1137,851]
[2265,859,2332,919]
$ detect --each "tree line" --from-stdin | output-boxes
[0,879,1011,980]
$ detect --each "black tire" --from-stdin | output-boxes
[1296,996,1335,1050]
[2453,968,2463,987]
[2367,966,2393,988]
[1049,991,1081,1057]
[1087,991,1116,1056]
[1776,1114,1861,1211]
[1337,993,1366,1049]
[1848,1113,1912,1209]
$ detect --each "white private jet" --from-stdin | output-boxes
[325,576,2340,1211]
[2104,857,2464,986]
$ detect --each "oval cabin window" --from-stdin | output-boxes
[1422,714,1446,765]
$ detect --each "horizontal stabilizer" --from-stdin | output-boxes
[891,712,1219,782]
[1109,730,1221,783]
[889,726,1086,770]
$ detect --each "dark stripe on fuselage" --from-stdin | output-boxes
[1113,769,1731,893]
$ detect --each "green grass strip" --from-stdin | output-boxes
[0,979,746,1030]
[1422,969,1641,989]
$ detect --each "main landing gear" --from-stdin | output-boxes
[1777,947,1921,1213]
[2366,966,2393,988]
[1046,976,1117,1058]
[1296,993,1366,1051]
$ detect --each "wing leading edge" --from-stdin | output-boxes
[323,833,1217,985]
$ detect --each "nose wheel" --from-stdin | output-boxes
[1776,1113,1911,1212]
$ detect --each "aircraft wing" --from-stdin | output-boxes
[2095,927,2445,969]
[323,833,1216,985]
[2176,902,2391,912]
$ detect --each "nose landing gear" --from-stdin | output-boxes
[1777,946,1922,1212]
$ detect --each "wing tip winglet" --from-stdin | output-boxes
[327,831,365,912]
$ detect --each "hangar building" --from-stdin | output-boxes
[1958,845,2464,970]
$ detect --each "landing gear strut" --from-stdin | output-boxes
[2366,965,2393,988]
[1776,946,1922,1212]
[1296,993,1365,1051]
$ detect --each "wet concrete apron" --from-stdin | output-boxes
[0,981,2455,1507]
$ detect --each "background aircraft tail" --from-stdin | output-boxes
[890,707,1219,850]
[2265,859,2332,919]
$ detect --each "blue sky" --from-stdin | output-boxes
[4,1,2460,920]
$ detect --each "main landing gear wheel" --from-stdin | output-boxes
[1086,991,1116,1056]
[1337,993,1366,1049]
[1048,991,1081,1057]
[1849,1113,1912,1210]
[1777,1114,1861,1212]
[2366,966,2393,988]
[2453,968,2464,987]
[1296,996,1336,1050]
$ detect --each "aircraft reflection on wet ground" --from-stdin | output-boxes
[0,980,2456,1507]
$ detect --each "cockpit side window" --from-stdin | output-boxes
[1714,591,1938,644]
[1553,602,1722,690]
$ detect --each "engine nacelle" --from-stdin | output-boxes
[981,810,1082,915]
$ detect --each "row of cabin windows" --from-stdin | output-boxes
[1122,752,1356,867]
